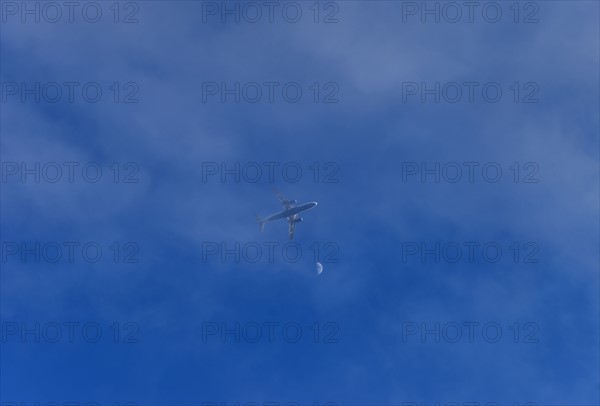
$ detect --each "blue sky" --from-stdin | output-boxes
[1,1,599,404]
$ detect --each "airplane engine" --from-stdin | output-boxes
[284,199,297,205]
[293,217,303,223]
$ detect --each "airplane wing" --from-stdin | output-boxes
[288,216,296,240]
[273,188,296,210]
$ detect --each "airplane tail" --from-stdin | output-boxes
[255,213,266,232]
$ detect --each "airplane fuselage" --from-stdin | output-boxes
[265,202,318,222]
[256,190,317,239]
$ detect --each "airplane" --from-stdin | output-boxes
[256,189,318,240]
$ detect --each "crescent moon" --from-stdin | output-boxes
[316,262,324,275]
